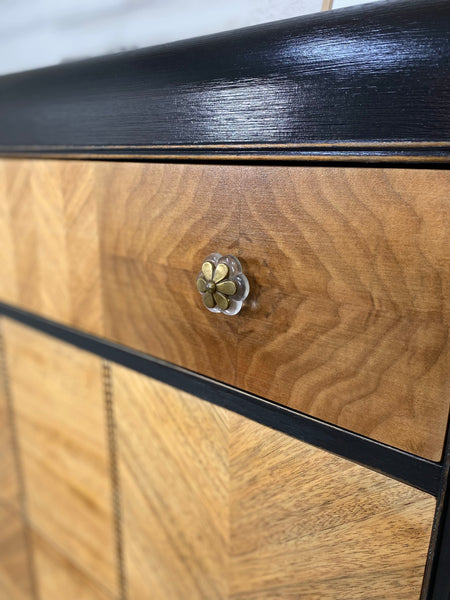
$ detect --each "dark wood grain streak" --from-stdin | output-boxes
[0,0,448,161]
[0,506,33,600]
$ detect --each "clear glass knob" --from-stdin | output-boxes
[196,253,249,315]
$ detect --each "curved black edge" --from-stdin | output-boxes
[0,0,449,159]
[0,300,442,497]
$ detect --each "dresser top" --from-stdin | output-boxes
[0,0,448,162]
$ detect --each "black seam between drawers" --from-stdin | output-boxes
[0,300,442,497]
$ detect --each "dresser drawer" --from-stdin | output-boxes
[0,159,449,461]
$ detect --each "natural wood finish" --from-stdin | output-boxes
[0,505,32,600]
[0,159,103,335]
[114,365,435,600]
[31,531,112,600]
[1,159,449,459]
[237,166,450,461]
[0,324,19,511]
[114,362,229,600]
[99,163,450,461]
[2,319,118,596]
[99,161,239,384]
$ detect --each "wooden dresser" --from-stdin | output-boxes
[0,1,449,599]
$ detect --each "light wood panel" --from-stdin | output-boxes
[2,319,118,597]
[113,365,435,600]
[1,159,449,459]
[0,326,19,510]
[0,160,103,334]
[114,364,229,600]
[0,506,33,600]
[31,531,112,600]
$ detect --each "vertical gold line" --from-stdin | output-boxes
[103,359,127,600]
[321,0,334,10]
[0,317,40,600]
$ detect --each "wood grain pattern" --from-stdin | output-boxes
[1,159,449,460]
[98,162,450,461]
[114,362,229,600]
[0,505,33,600]
[237,166,450,461]
[0,160,103,335]
[113,365,435,600]
[0,324,19,510]
[31,531,113,600]
[99,161,239,384]
[2,318,118,597]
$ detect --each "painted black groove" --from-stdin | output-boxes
[102,360,127,600]
[0,320,40,600]
[0,0,448,162]
[0,147,449,163]
[0,300,442,497]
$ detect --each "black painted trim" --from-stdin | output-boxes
[0,300,442,497]
[0,0,449,162]
[1,146,449,163]
[423,428,450,600]
[429,490,450,599]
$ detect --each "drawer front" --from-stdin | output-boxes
[0,159,449,460]
[0,318,436,600]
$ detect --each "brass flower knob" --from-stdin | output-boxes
[196,253,249,315]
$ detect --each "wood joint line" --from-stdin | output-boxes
[102,359,127,600]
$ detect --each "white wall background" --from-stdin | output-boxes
[0,0,383,76]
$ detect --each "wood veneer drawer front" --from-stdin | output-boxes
[0,159,449,461]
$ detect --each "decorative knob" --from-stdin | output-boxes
[196,253,249,315]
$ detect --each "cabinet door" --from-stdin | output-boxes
[114,364,435,600]
[0,318,436,600]
[2,319,118,600]
[0,326,32,600]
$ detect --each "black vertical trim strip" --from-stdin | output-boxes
[0,301,442,497]
[102,360,127,600]
[422,426,450,600]
[0,318,40,600]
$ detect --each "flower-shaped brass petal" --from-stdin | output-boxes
[201,261,214,281]
[213,262,228,284]
[196,253,249,315]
